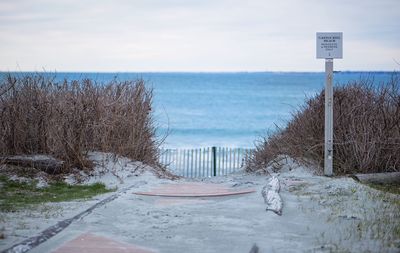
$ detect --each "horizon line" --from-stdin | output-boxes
[0,69,398,74]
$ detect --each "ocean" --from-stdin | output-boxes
[1,71,395,149]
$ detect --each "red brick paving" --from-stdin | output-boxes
[52,233,156,253]
[134,182,255,197]
[154,197,211,206]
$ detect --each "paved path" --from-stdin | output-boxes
[4,169,399,253]
[43,182,256,253]
[27,173,320,253]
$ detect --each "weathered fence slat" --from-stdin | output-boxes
[159,147,253,178]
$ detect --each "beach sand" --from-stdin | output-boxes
[1,153,399,253]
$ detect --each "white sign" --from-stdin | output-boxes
[316,32,343,59]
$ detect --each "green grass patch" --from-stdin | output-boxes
[0,175,114,212]
[366,182,400,195]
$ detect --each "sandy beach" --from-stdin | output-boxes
[1,153,399,253]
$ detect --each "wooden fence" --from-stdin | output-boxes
[159,147,254,177]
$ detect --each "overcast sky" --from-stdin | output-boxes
[0,0,399,72]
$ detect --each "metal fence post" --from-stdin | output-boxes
[212,146,216,176]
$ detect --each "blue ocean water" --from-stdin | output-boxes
[1,71,395,148]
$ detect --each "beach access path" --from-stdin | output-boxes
[1,156,399,253]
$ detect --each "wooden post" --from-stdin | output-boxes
[317,32,342,176]
[183,150,186,177]
[186,149,189,177]
[190,149,193,177]
[229,148,232,173]
[202,148,206,177]
[194,149,197,177]
[178,149,181,176]
[206,147,209,177]
[212,146,217,177]
[219,147,222,175]
[220,148,222,175]
[324,59,334,176]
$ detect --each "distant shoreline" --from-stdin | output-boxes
[0,70,396,75]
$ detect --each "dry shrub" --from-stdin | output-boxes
[0,73,162,173]
[247,75,400,175]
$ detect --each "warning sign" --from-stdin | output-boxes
[316,32,343,59]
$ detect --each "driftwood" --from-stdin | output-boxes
[351,172,400,184]
[1,155,65,174]
[261,175,283,215]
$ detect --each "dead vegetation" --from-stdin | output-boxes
[0,73,164,174]
[247,74,400,175]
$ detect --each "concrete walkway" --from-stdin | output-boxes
[49,182,256,253]
[4,168,400,253]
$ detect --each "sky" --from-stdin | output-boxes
[0,0,399,72]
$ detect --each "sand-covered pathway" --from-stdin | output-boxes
[2,156,399,253]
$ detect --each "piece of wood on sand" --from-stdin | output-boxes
[351,172,400,184]
[1,155,65,174]
[261,175,283,216]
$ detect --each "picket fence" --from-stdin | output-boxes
[159,147,254,177]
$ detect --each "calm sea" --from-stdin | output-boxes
[1,72,395,148]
